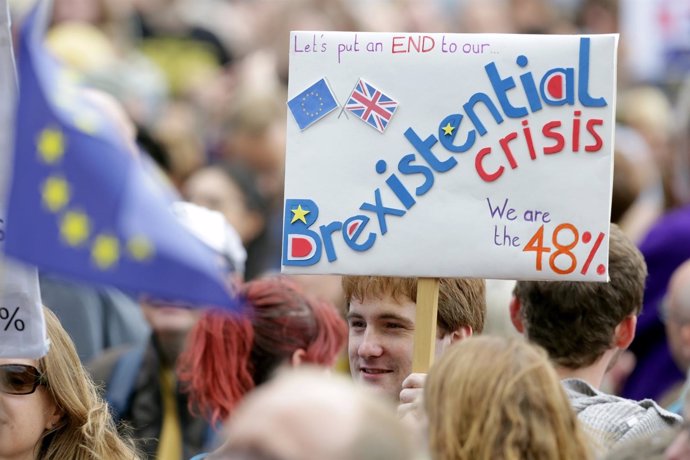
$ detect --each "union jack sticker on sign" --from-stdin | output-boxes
[345,78,399,133]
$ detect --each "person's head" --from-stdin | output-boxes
[209,368,416,460]
[0,307,139,460]
[178,277,347,426]
[511,224,647,369]
[425,336,592,460]
[141,202,246,343]
[344,276,486,399]
[611,150,642,224]
[663,260,690,371]
[183,162,267,246]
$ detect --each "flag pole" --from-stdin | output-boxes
[325,76,348,120]
[412,277,440,373]
[337,79,359,119]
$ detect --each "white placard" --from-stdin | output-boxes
[0,0,48,358]
[282,32,617,281]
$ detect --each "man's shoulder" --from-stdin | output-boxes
[562,378,681,449]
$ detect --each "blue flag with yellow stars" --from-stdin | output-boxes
[3,1,239,310]
[287,78,338,130]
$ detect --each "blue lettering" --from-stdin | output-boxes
[319,221,342,262]
[462,92,504,136]
[404,128,457,172]
[360,188,405,235]
[485,62,528,118]
[438,114,476,153]
[398,153,434,196]
[342,215,376,251]
[578,37,607,107]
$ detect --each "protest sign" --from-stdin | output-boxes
[283,32,618,282]
[0,0,48,359]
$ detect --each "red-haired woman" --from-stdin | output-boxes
[177,276,347,427]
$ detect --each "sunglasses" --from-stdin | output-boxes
[0,364,45,395]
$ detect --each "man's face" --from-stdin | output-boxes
[347,295,416,400]
[141,302,202,336]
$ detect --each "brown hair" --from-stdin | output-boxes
[38,307,140,459]
[425,336,592,460]
[342,276,485,334]
[514,224,647,368]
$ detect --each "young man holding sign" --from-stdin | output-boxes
[344,276,485,403]
[510,224,681,454]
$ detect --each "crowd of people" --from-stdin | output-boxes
[2,0,690,458]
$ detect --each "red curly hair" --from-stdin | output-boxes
[177,277,347,426]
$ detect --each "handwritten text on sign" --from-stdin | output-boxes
[282,32,617,281]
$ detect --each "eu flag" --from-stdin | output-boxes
[3,1,239,310]
[287,78,338,130]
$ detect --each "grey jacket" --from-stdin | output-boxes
[562,378,682,456]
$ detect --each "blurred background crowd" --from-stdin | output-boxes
[9,0,690,404]
[4,0,690,458]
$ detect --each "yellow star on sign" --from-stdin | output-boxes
[41,176,70,212]
[37,128,66,164]
[127,235,154,261]
[92,234,119,269]
[60,210,90,246]
[442,122,455,136]
[290,204,310,224]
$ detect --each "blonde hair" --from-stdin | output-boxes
[37,307,140,459]
[425,336,591,460]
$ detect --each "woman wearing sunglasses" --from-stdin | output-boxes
[0,308,140,460]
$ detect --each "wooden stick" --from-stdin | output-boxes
[412,277,440,373]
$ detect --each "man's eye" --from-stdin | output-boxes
[349,320,365,329]
[386,323,404,329]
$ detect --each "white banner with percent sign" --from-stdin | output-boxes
[0,0,49,359]
[282,32,617,281]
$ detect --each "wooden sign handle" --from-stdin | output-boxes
[412,277,440,373]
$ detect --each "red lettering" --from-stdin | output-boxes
[572,110,581,152]
[542,120,564,155]
[475,147,504,182]
[291,237,314,258]
[392,36,405,53]
[499,131,518,169]
[521,120,537,160]
[585,119,604,152]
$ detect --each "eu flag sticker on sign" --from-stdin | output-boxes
[287,78,338,130]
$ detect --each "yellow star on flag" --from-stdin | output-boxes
[442,122,455,136]
[73,112,99,135]
[60,210,90,246]
[127,235,155,261]
[92,234,120,269]
[290,204,310,224]
[37,127,66,164]
[41,176,70,212]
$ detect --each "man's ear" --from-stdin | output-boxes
[448,325,472,344]
[290,348,306,367]
[613,315,637,349]
[509,296,525,334]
